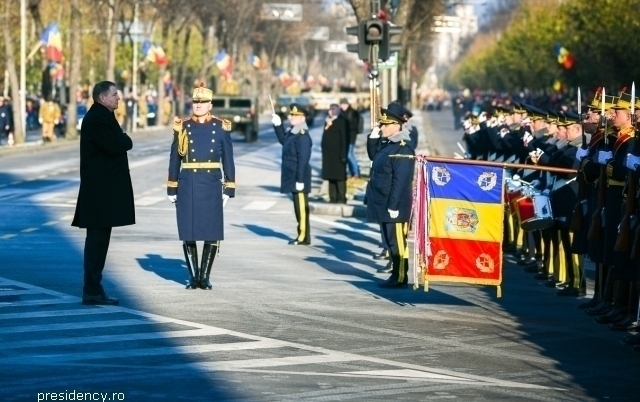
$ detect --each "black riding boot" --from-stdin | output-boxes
[199,242,218,290]
[182,242,199,289]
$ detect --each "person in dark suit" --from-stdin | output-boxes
[272,104,312,245]
[322,104,349,203]
[71,81,135,306]
[339,98,361,179]
[366,105,416,288]
[167,83,236,290]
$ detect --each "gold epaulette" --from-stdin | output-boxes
[212,116,232,131]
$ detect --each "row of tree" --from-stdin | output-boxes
[445,0,640,94]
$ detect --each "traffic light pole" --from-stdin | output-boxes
[369,44,380,130]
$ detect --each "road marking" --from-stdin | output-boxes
[0,308,118,320]
[0,234,16,240]
[242,200,277,210]
[60,214,74,220]
[9,181,22,185]
[42,221,59,226]
[20,227,38,233]
[0,276,563,391]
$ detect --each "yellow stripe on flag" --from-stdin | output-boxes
[429,198,503,242]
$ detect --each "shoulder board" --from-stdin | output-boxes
[212,116,232,131]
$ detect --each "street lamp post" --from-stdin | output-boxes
[132,0,139,131]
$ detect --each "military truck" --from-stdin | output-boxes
[210,95,259,142]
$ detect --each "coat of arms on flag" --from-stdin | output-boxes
[414,160,505,296]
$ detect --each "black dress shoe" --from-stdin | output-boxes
[288,240,310,245]
[523,262,540,273]
[373,250,389,260]
[578,297,600,310]
[595,309,628,324]
[545,280,560,288]
[586,300,612,316]
[534,273,550,280]
[378,278,408,289]
[377,262,392,273]
[82,293,119,306]
[609,316,636,331]
[627,321,640,332]
[557,287,586,297]
[517,257,536,266]
[623,334,640,345]
[555,281,570,289]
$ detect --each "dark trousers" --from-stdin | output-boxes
[328,180,346,204]
[83,227,112,296]
[381,222,409,283]
[293,192,310,243]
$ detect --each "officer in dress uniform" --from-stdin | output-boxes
[272,104,312,245]
[166,83,235,289]
[366,105,415,288]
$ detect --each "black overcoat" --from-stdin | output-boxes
[72,103,135,228]
[321,116,348,181]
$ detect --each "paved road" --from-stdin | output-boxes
[0,111,637,401]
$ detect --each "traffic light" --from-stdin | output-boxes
[346,22,368,61]
[379,23,402,61]
[364,20,384,43]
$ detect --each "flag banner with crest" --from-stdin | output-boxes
[424,161,505,296]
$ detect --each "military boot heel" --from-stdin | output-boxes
[182,242,199,289]
[199,243,217,290]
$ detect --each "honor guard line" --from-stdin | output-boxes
[391,155,578,175]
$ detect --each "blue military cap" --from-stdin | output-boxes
[289,103,309,116]
[525,104,547,121]
[389,101,413,121]
[379,107,404,125]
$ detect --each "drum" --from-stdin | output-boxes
[505,179,524,214]
[516,193,554,231]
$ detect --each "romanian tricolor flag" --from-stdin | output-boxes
[424,161,505,296]
[215,50,233,74]
[40,23,63,63]
[248,53,263,69]
[142,40,168,66]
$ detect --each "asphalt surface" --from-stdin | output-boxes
[0,110,638,401]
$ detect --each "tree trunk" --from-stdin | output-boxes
[65,0,81,139]
[105,0,119,82]
[198,24,215,85]
[155,21,169,125]
[2,0,24,144]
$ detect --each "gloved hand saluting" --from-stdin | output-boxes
[271,114,282,126]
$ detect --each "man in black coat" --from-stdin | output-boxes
[322,104,349,203]
[71,81,135,306]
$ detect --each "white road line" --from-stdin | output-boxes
[0,318,153,334]
[20,227,38,233]
[0,234,17,240]
[0,289,45,296]
[0,298,82,307]
[1,328,228,351]
[60,214,74,220]
[343,369,476,381]
[242,201,277,210]
[186,353,361,370]
[0,308,118,320]
[42,221,59,226]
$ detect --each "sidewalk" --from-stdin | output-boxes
[309,110,431,217]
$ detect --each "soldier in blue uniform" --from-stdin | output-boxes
[167,83,236,289]
[272,104,312,245]
[366,105,416,288]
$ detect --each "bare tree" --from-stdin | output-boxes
[2,0,24,144]
[65,0,82,139]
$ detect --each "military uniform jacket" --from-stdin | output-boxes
[72,103,135,229]
[366,135,415,223]
[274,124,312,193]
[167,115,235,241]
[538,141,579,223]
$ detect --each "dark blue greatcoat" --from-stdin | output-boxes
[167,115,235,241]
[366,136,415,223]
[274,124,312,193]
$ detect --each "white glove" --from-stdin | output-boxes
[575,147,589,161]
[271,113,281,126]
[597,150,613,165]
[542,189,551,196]
[168,195,176,203]
[369,126,381,138]
[478,112,487,123]
[295,182,304,192]
[53,119,59,125]
[388,209,399,219]
[222,194,229,207]
[626,154,640,170]
[523,132,533,146]
[38,118,43,124]
[499,128,509,138]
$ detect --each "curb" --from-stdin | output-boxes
[0,126,168,158]
[309,201,367,218]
